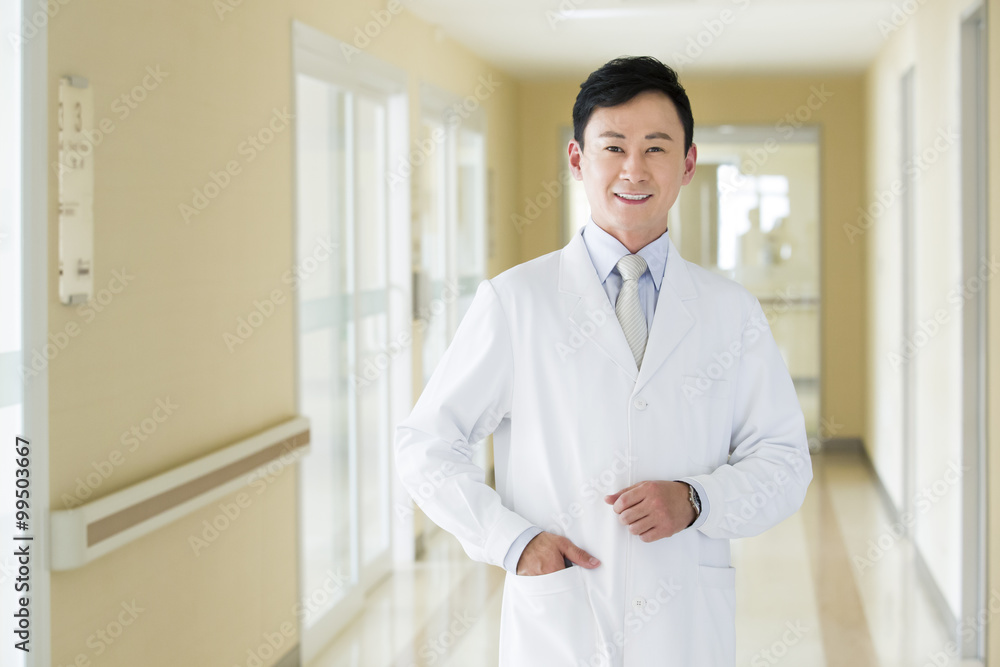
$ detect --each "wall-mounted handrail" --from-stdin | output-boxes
[50,416,310,571]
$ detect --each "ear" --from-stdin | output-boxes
[681,142,697,185]
[568,140,584,181]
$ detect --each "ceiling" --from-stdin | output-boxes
[402,0,902,79]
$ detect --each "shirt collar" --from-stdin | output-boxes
[580,216,669,290]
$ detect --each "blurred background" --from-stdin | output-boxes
[1,0,998,665]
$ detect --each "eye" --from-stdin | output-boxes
[605,146,623,152]
[647,146,663,152]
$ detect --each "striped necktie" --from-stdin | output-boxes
[615,254,648,369]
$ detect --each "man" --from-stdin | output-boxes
[395,56,812,666]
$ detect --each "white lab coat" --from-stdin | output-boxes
[395,230,812,667]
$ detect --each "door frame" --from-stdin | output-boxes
[959,3,988,659]
[899,66,917,530]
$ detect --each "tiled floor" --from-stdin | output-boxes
[306,449,980,667]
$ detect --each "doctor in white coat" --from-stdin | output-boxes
[395,55,812,667]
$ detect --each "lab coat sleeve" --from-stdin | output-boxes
[682,479,710,532]
[503,526,543,572]
[394,279,536,568]
[680,297,813,539]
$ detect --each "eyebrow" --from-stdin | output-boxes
[597,131,674,141]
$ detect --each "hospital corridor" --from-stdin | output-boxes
[1,1,999,666]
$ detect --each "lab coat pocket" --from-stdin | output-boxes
[693,565,736,666]
[681,377,732,470]
[682,375,730,399]
[499,565,601,666]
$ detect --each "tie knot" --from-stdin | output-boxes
[616,254,647,282]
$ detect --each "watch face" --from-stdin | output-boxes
[689,487,701,513]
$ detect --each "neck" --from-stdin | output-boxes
[594,220,668,254]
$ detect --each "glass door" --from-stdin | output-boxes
[677,126,822,438]
[294,73,358,627]
[416,113,451,389]
[292,27,407,655]
[411,87,490,553]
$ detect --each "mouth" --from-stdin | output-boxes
[615,193,652,203]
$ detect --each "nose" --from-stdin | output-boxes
[619,150,650,182]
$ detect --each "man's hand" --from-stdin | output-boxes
[515,531,601,576]
[604,480,695,542]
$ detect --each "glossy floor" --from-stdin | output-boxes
[306,449,981,667]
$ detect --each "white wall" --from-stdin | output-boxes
[864,0,983,619]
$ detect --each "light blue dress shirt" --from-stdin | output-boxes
[501,217,710,573]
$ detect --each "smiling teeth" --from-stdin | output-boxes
[617,194,650,200]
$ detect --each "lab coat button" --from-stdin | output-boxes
[634,398,647,410]
[632,597,646,609]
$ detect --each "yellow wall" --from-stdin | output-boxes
[46,2,520,665]
[987,0,998,660]
[515,75,867,439]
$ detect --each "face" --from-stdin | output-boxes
[568,90,697,248]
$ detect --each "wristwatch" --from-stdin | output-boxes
[685,483,701,527]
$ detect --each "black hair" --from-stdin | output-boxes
[572,56,694,156]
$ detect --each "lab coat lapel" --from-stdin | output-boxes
[635,233,697,393]
[559,232,638,381]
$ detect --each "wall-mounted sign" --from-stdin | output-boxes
[58,75,94,306]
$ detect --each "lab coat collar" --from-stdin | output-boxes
[559,228,696,391]
[581,217,668,293]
